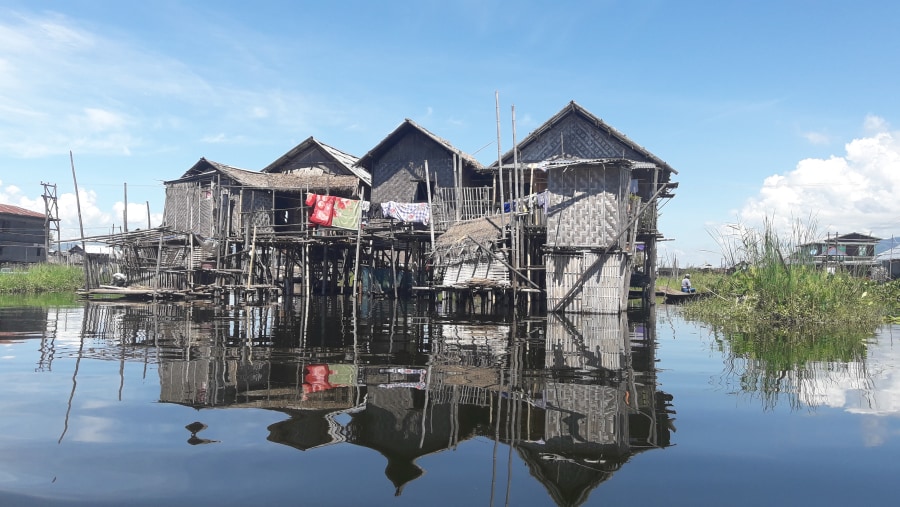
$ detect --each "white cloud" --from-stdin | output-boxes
[739,116,900,239]
[802,131,830,145]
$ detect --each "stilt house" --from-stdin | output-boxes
[494,101,678,313]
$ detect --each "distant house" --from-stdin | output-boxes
[875,244,900,279]
[0,203,47,264]
[795,232,881,275]
[357,119,492,229]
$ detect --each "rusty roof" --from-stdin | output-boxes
[0,203,45,219]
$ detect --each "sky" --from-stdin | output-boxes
[1,0,899,266]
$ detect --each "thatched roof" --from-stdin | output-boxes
[491,101,677,176]
[434,215,506,264]
[435,215,505,250]
[261,136,371,187]
[357,119,483,171]
[166,158,359,194]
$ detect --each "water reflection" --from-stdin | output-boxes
[710,325,900,414]
[38,299,674,504]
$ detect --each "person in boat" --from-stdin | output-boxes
[681,273,696,293]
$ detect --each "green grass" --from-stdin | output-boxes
[0,264,84,294]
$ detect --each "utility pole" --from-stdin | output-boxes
[41,182,61,260]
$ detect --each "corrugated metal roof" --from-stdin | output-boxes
[0,203,44,218]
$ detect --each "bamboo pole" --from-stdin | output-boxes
[495,91,506,228]
[511,105,520,298]
[424,161,435,254]
[246,225,257,289]
[123,182,128,233]
[153,229,163,302]
[69,151,92,289]
[352,185,364,307]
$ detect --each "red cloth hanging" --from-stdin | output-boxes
[307,193,335,227]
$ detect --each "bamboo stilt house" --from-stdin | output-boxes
[492,101,679,313]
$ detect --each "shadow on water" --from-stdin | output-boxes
[12,297,675,506]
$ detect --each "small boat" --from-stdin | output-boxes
[656,287,704,304]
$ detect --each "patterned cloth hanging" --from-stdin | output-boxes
[380,201,430,225]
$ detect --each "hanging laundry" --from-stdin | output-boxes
[306,193,335,227]
[331,197,361,230]
[380,201,430,225]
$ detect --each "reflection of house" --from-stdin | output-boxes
[0,203,47,264]
[521,311,672,505]
[796,232,880,275]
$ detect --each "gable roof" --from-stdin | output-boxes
[800,232,882,246]
[166,158,359,193]
[261,136,371,186]
[356,119,483,171]
[0,203,44,219]
[492,101,677,175]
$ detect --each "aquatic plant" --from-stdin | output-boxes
[0,264,84,294]
[678,218,888,333]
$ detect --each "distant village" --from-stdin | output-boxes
[2,101,896,310]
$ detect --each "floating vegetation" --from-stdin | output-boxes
[679,218,890,335]
[0,264,84,294]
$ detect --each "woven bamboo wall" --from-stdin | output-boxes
[163,182,215,236]
[241,189,274,235]
[545,251,631,313]
[546,164,629,249]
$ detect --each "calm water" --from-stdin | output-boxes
[1,298,898,506]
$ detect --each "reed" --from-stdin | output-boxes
[680,218,888,333]
[0,264,84,294]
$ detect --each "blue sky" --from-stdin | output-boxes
[1,0,899,266]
